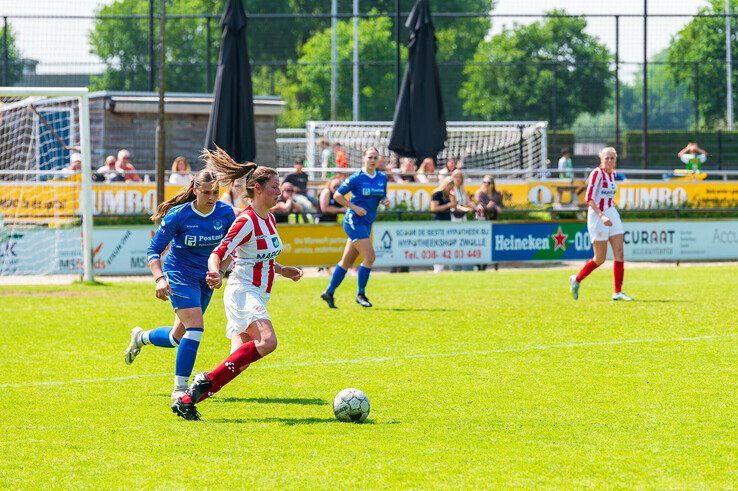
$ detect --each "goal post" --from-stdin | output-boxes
[0,87,94,281]
[305,121,548,178]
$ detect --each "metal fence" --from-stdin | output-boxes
[3,7,738,168]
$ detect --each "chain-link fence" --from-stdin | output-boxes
[4,5,738,168]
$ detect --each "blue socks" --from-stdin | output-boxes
[143,326,178,348]
[326,265,347,294]
[174,327,203,391]
[357,266,371,295]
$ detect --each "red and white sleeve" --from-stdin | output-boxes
[212,215,253,260]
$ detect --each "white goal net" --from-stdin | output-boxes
[305,121,547,178]
[0,88,94,280]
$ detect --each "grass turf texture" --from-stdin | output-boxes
[0,266,736,488]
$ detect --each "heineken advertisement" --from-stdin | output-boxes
[491,223,593,261]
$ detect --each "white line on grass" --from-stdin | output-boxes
[5,333,736,389]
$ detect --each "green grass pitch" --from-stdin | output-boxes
[1,266,736,488]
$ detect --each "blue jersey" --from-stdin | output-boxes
[337,170,388,224]
[147,201,236,280]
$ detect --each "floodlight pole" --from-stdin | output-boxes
[395,0,401,97]
[727,0,734,130]
[156,0,166,204]
[352,0,360,121]
[330,0,337,119]
[642,0,648,168]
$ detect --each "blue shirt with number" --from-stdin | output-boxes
[147,201,235,279]
[337,170,388,224]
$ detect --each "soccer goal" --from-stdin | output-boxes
[0,87,94,280]
[305,121,548,178]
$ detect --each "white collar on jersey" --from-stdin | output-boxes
[361,169,378,179]
[190,201,216,218]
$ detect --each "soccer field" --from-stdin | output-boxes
[1,266,736,488]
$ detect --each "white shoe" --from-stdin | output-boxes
[612,292,633,301]
[124,327,144,365]
[569,275,580,300]
[171,389,187,403]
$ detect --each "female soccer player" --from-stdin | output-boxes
[569,147,633,301]
[171,150,303,421]
[320,146,389,309]
[123,166,237,401]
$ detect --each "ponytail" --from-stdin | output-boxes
[201,146,277,199]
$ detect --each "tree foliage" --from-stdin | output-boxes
[667,0,738,126]
[1,24,23,86]
[460,12,612,126]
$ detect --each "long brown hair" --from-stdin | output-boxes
[201,146,276,199]
[150,169,218,222]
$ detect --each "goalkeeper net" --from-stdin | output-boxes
[0,88,94,280]
[305,121,547,178]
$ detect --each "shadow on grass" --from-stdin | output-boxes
[374,308,458,312]
[212,397,327,405]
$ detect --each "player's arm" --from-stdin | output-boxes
[274,262,303,282]
[147,212,177,301]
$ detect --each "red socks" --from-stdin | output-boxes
[183,341,263,404]
[614,260,624,293]
[576,260,599,283]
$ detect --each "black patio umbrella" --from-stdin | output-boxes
[388,0,447,160]
[204,0,256,162]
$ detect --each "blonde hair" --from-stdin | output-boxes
[200,146,276,199]
[599,147,617,159]
[432,176,454,195]
[150,169,218,222]
[170,156,190,173]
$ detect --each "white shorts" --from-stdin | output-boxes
[223,283,271,339]
[587,207,624,242]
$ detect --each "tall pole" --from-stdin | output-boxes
[330,0,337,119]
[395,0,401,97]
[727,0,734,130]
[156,0,166,204]
[642,0,648,168]
[352,0,360,121]
[148,0,155,91]
[615,15,621,153]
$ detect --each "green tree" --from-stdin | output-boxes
[1,24,23,86]
[460,12,612,126]
[667,0,737,126]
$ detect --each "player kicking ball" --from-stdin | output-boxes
[569,147,633,302]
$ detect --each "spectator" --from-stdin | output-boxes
[116,149,141,182]
[60,153,82,178]
[438,157,457,178]
[558,147,573,179]
[416,158,437,183]
[271,182,304,223]
[219,178,248,212]
[474,175,504,220]
[450,169,474,222]
[399,158,417,182]
[168,156,193,185]
[283,157,317,211]
[333,142,349,170]
[678,142,708,172]
[383,155,402,183]
[430,177,456,273]
[97,155,124,183]
[319,137,333,177]
[319,177,348,222]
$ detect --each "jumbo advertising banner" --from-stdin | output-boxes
[3,179,738,219]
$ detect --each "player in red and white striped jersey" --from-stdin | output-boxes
[569,147,633,301]
[172,149,303,421]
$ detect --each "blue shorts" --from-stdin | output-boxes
[343,213,372,241]
[165,270,213,312]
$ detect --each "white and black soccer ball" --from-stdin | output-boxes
[333,388,370,423]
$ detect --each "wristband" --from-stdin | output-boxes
[154,275,165,283]
[219,270,226,277]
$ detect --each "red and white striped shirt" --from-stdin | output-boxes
[212,206,283,295]
[585,167,617,212]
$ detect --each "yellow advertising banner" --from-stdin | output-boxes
[3,180,738,219]
[277,223,347,266]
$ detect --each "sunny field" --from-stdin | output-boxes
[0,266,736,489]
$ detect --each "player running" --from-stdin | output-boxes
[320,146,389,308]
[569,147,633,301]
[123,167,236,402]
[172,150,303,421]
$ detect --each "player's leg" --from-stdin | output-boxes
[322,238,359,308]
[172,307,205,396]
[609,233,632,300]
[123,316,184,365]
[352,237,376,307]
[570,240,607,299]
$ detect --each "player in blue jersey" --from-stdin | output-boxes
[320,146,389,308]
[123,164,242,401]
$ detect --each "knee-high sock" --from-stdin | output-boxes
[174,327,203,390]
[143,326,179,348]
[357,265,371,295]
[576,260,600,283]
[614,260,624,293]
[326,265,347,294]
[186,341,263,403]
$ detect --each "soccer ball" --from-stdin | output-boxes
[333,388,370,423]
